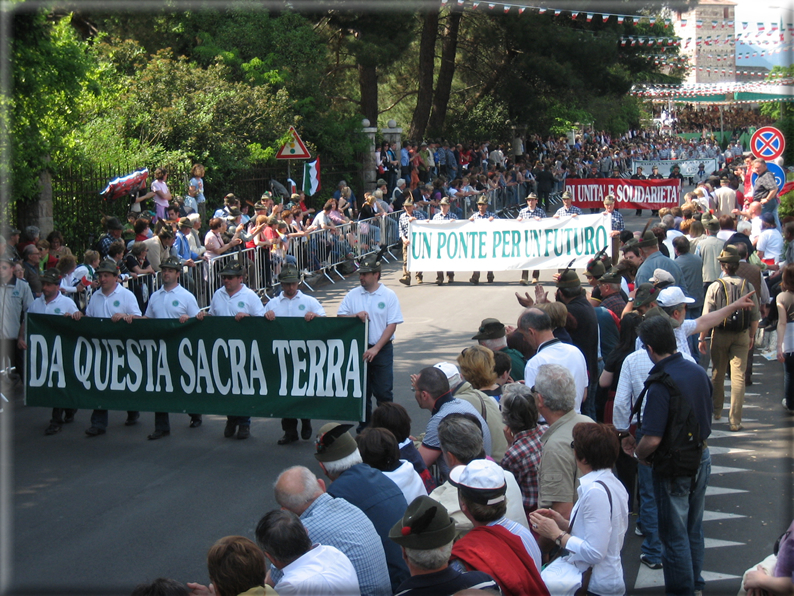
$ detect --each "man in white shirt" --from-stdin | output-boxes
[26,268,79,435]
[197,260,265,439]
[143,256,202,440]
[76,259,143,437]
[256,509,359,596]
[337,253,403,433]
[516,308,588,413]
[265,265,326,445]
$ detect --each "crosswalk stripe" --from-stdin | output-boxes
[703,510,746,521]
[706,485,748,496]
[701,570,742,581]
[708,429,751,439]
[711,465,750,474]
[634,565,665,589]
[712,418,757,424]
[705,537,745,548]
[709,446,753,454]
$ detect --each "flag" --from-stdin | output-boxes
[518,7,525,15]
[504,5,511,13]
[681,19,687,27]
[302,158,320,196]
[286,178,297,195]
[538,7,546,14]
[696,19,702,29]
[617,16,624,24]
[586,13,593,23]
[602,14,609,23]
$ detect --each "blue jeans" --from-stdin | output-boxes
[653,448,711,595]
[357,341,394,432]
[581,377,599,420]
[636,431,662,563]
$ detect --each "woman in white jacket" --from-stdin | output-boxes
[356,427,427,505]
[530,422,629,596]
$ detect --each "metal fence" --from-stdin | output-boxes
[101,211,403,314]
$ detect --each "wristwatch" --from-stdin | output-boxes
[627,297,635,302]
[555,531,567,547]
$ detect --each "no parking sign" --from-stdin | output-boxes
[751,127,786,161]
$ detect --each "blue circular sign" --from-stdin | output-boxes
[751,162,786,193]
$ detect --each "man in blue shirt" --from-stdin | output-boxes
[315,422,410,592]
[274,465,392,596]
[635,316,712,596]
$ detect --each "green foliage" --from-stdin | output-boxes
[9,12,95,203]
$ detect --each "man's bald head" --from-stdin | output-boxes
[274,466,324,515]
[749,201,763,217]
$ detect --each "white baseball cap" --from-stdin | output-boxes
[657,286,695,307]
[449,460,506,505]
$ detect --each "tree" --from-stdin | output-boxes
[8,11,95,226]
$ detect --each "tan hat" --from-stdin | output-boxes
[472,318,505,340]
[476,196,489,205]
[439,197,450,206]
[556,269,581,289]
[718,245,740,263]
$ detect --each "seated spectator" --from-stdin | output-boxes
[187,535,277,596]
[740,519,794,596]
[313,422,409,591]
[457,345,501,399]
[387,496,500,596]
[429,414,530,540]
[533,364,594,523]
[449,459,549,596]
[371,402,436,492]
[256,510,359,596]
[357,427,428,505]
[500,383,547,517]
[530,423,629,596]
[413,365,493,481]
[273,466,392,596]
[432,362,504,462]
[205,218,242,259]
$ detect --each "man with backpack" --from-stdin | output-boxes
[699,245,760,431]
[634,316,712,596]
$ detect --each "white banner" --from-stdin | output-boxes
[407,215,611,272]
[632,158,719,177]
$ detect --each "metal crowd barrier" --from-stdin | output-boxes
[114,214,406,313]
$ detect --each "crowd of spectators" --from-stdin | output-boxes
[3,126,793,596]
[670,104,775,135]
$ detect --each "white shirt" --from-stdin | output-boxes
[28,293,78,316]
[750,216,763,242]
[524,339,588,413]
[564,469,629,596]
[757,228,784,262]
[383,460,427,505]
[145,283,199,319]
[208,284,265,317]
[0,279,33,339]
[337,283,403,345]
[633,319,698,359]
[264,290,326,318]
[274,544,359,596]
[86,283,142,318]
[612,348,654,431]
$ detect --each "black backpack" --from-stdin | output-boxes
[716,278,750,333]
[633,370,704,478]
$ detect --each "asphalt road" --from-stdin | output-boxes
[4,210,793,596]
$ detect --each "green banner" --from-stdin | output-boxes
[25,314,367,422]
